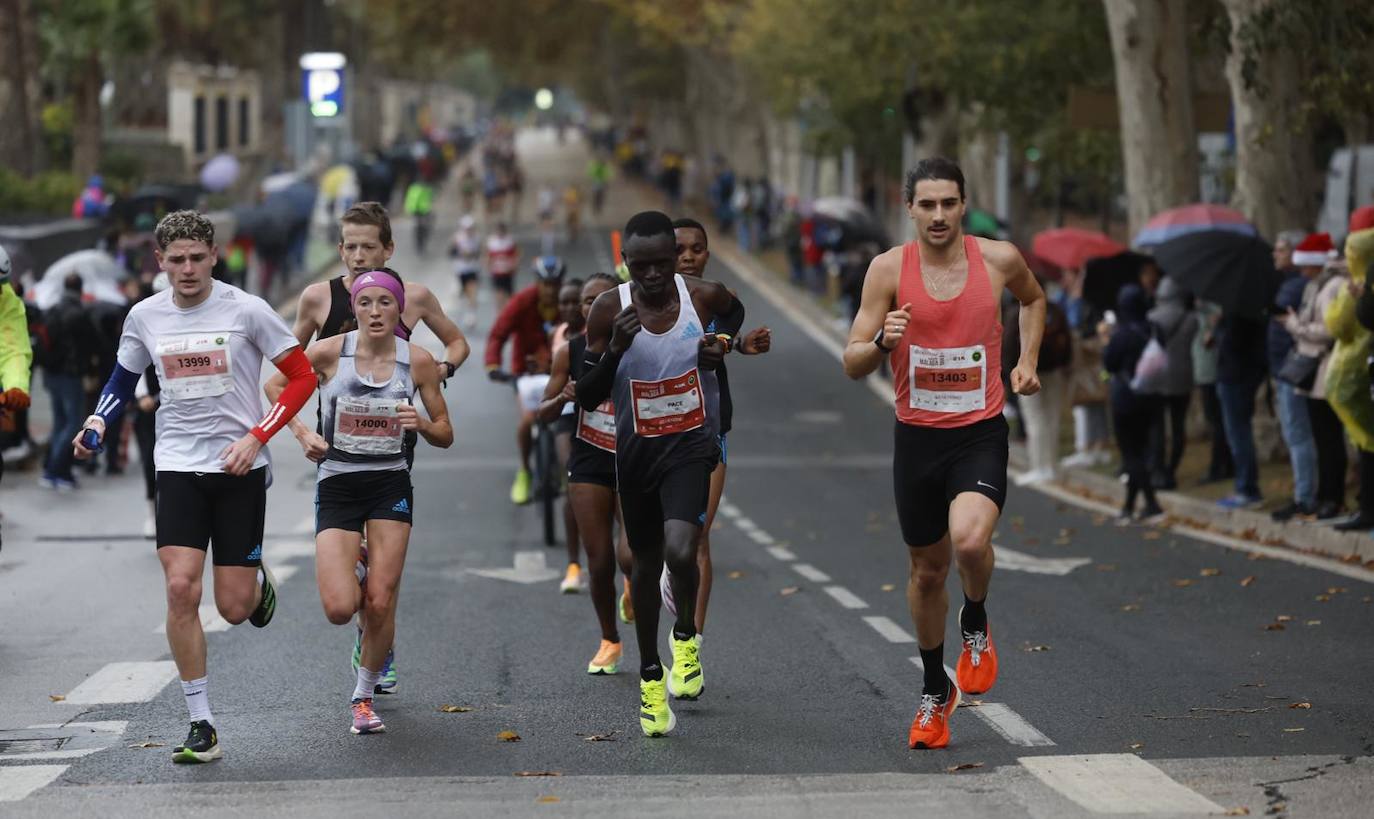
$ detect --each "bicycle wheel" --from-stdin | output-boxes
[535,423,558,546]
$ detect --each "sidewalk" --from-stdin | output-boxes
[601,176,1374,568]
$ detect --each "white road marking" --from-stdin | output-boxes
[766,545,797,561]
[969,702,1055,747]
[274,564,300,584]
[733,517,759,533]
[0,765,67,802]
[716,501,742,519]
[468,550,561,584]
[62,661,178,704]
[906,655,958,680]
[155,605,231,635]
[822,585,869,609]
[1020,753,1224,814]
[995,545,1092,576]
[793,563,832,583]
[747,530,775,545]
[293,512,316,534]
[863,615,916,643]
[272,539,317,561]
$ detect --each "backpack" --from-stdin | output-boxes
[1039,302,1073,372]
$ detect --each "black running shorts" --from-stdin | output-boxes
[491,274,515,295]
[568,439,616,489]
[618,459,713,551]
[156,468,267,567]
[315,469,414,534]
[893,415,1009,547]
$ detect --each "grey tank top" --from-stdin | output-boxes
[612,275,718,485]
[318,331,414,481]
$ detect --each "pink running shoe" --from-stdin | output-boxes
[350,698,385,734]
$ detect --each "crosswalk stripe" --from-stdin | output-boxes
[1020,754,1224,814]
[62,662,178,704]
[0,766,67,802]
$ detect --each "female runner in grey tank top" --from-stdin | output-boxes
[266,270,452,736]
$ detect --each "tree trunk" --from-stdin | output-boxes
[0,0,45,176]
[70,52,105,180]
[1103,0,1199,238]
[1222,0,1314,239]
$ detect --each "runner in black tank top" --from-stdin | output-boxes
[537,274,631,676]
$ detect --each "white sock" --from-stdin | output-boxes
[181,676,213,725]
[353,667,382,701]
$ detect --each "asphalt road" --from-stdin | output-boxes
[1,129,1371,818]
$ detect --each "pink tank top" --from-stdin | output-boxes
[891,235,1004,428]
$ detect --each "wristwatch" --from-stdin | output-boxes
[873,327,895,352]
[441,360,456,379]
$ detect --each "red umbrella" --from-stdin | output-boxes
[1134,203,1255,246]
[1031,228,1125,272]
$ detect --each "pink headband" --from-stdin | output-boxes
[351,270,406,313]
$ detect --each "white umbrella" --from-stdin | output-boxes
[199,153,241,192]
[32,250,129,310]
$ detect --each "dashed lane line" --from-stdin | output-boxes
[863,615,917,644]
[765,545,797,561]
[746,529,775,545]
[965,703,1055,748]
[822,585,869,609]
[792,563,832,583]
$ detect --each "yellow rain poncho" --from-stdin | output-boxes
[1323,226,1374,451]
[0,282,33,395]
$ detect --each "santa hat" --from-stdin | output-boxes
[1292,232,1335,266]
[1350,205,1374,235]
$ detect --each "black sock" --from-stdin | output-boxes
[640,663,663,682]
[961,596,987,634]
[672,628,696,642]
[919,644,948,698]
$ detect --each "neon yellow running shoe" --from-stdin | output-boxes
[510,468,532,504]
[668,634,704,700]
[639,674,676,737]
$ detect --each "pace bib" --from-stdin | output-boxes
[577,400,616,452]
[630,369,705,437]
[334,397,404,456]
[156,333,233,400]
[907,343,987,414]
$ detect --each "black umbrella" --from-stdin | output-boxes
[812,197,890,249]
[1083,251,1152,313]
[1152,230,1280,316]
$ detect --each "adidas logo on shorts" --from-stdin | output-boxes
[246,544,262,561]
[392,498,410,514]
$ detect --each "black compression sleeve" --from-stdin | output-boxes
[714,294,746,338]
[575,348,621,410]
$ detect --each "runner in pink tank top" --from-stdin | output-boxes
[842,158,1047,751]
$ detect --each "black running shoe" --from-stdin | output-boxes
[249,563,277,628]
[172,720,221,763]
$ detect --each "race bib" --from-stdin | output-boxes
[908,344,987,414]
[156,333,233,400]
[577,400,616,452]
[630,369,705,437]
[334,397,404,456]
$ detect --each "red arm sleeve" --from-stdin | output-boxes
[250,347,314,444]
[484,288,532,370]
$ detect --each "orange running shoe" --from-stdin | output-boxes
[618,577,635,624]
[955,606,999,695]
[908,683,961,749]
[587,639,622,675]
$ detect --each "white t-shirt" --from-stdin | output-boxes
[487,235,517,275]
[116,280,298,473]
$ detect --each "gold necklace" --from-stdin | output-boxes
[922,247,966,297]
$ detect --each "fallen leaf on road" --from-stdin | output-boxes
[1023,644,1052,652]
[1172,579,1195,588]
[780,586,800,596]
[1240,576,1256,587]
[880,584,896,592]
[536,795,561,803]
[727,570,744,579]
[1092,514,1109,526]
[1223,808,1251,816]
[1059,528,1076,538]
[1315,594,1331,602]
[1326,587,1347,595]
[1282,727,1305,733]
[1129,742,1144,750]
[1142,531,1163,540]
[578,731,617,742]
[1306,620,1321,626]
[1096,564,1117,572]
[945,762,984,773]
[1121,603,1141,612]
[1275,615,1294,622]
[127,741,164,748]
[1289,702,1312,710]
[1053,537,1072,546]
[1199,568,1221,577]
[1364,596,1373,604]
[438,705,473,713]
[497,730,522,742]
[515,771,561,777]
[1264,623,1286,631]
[48,694,65,702]
[1240,682,1266,688]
